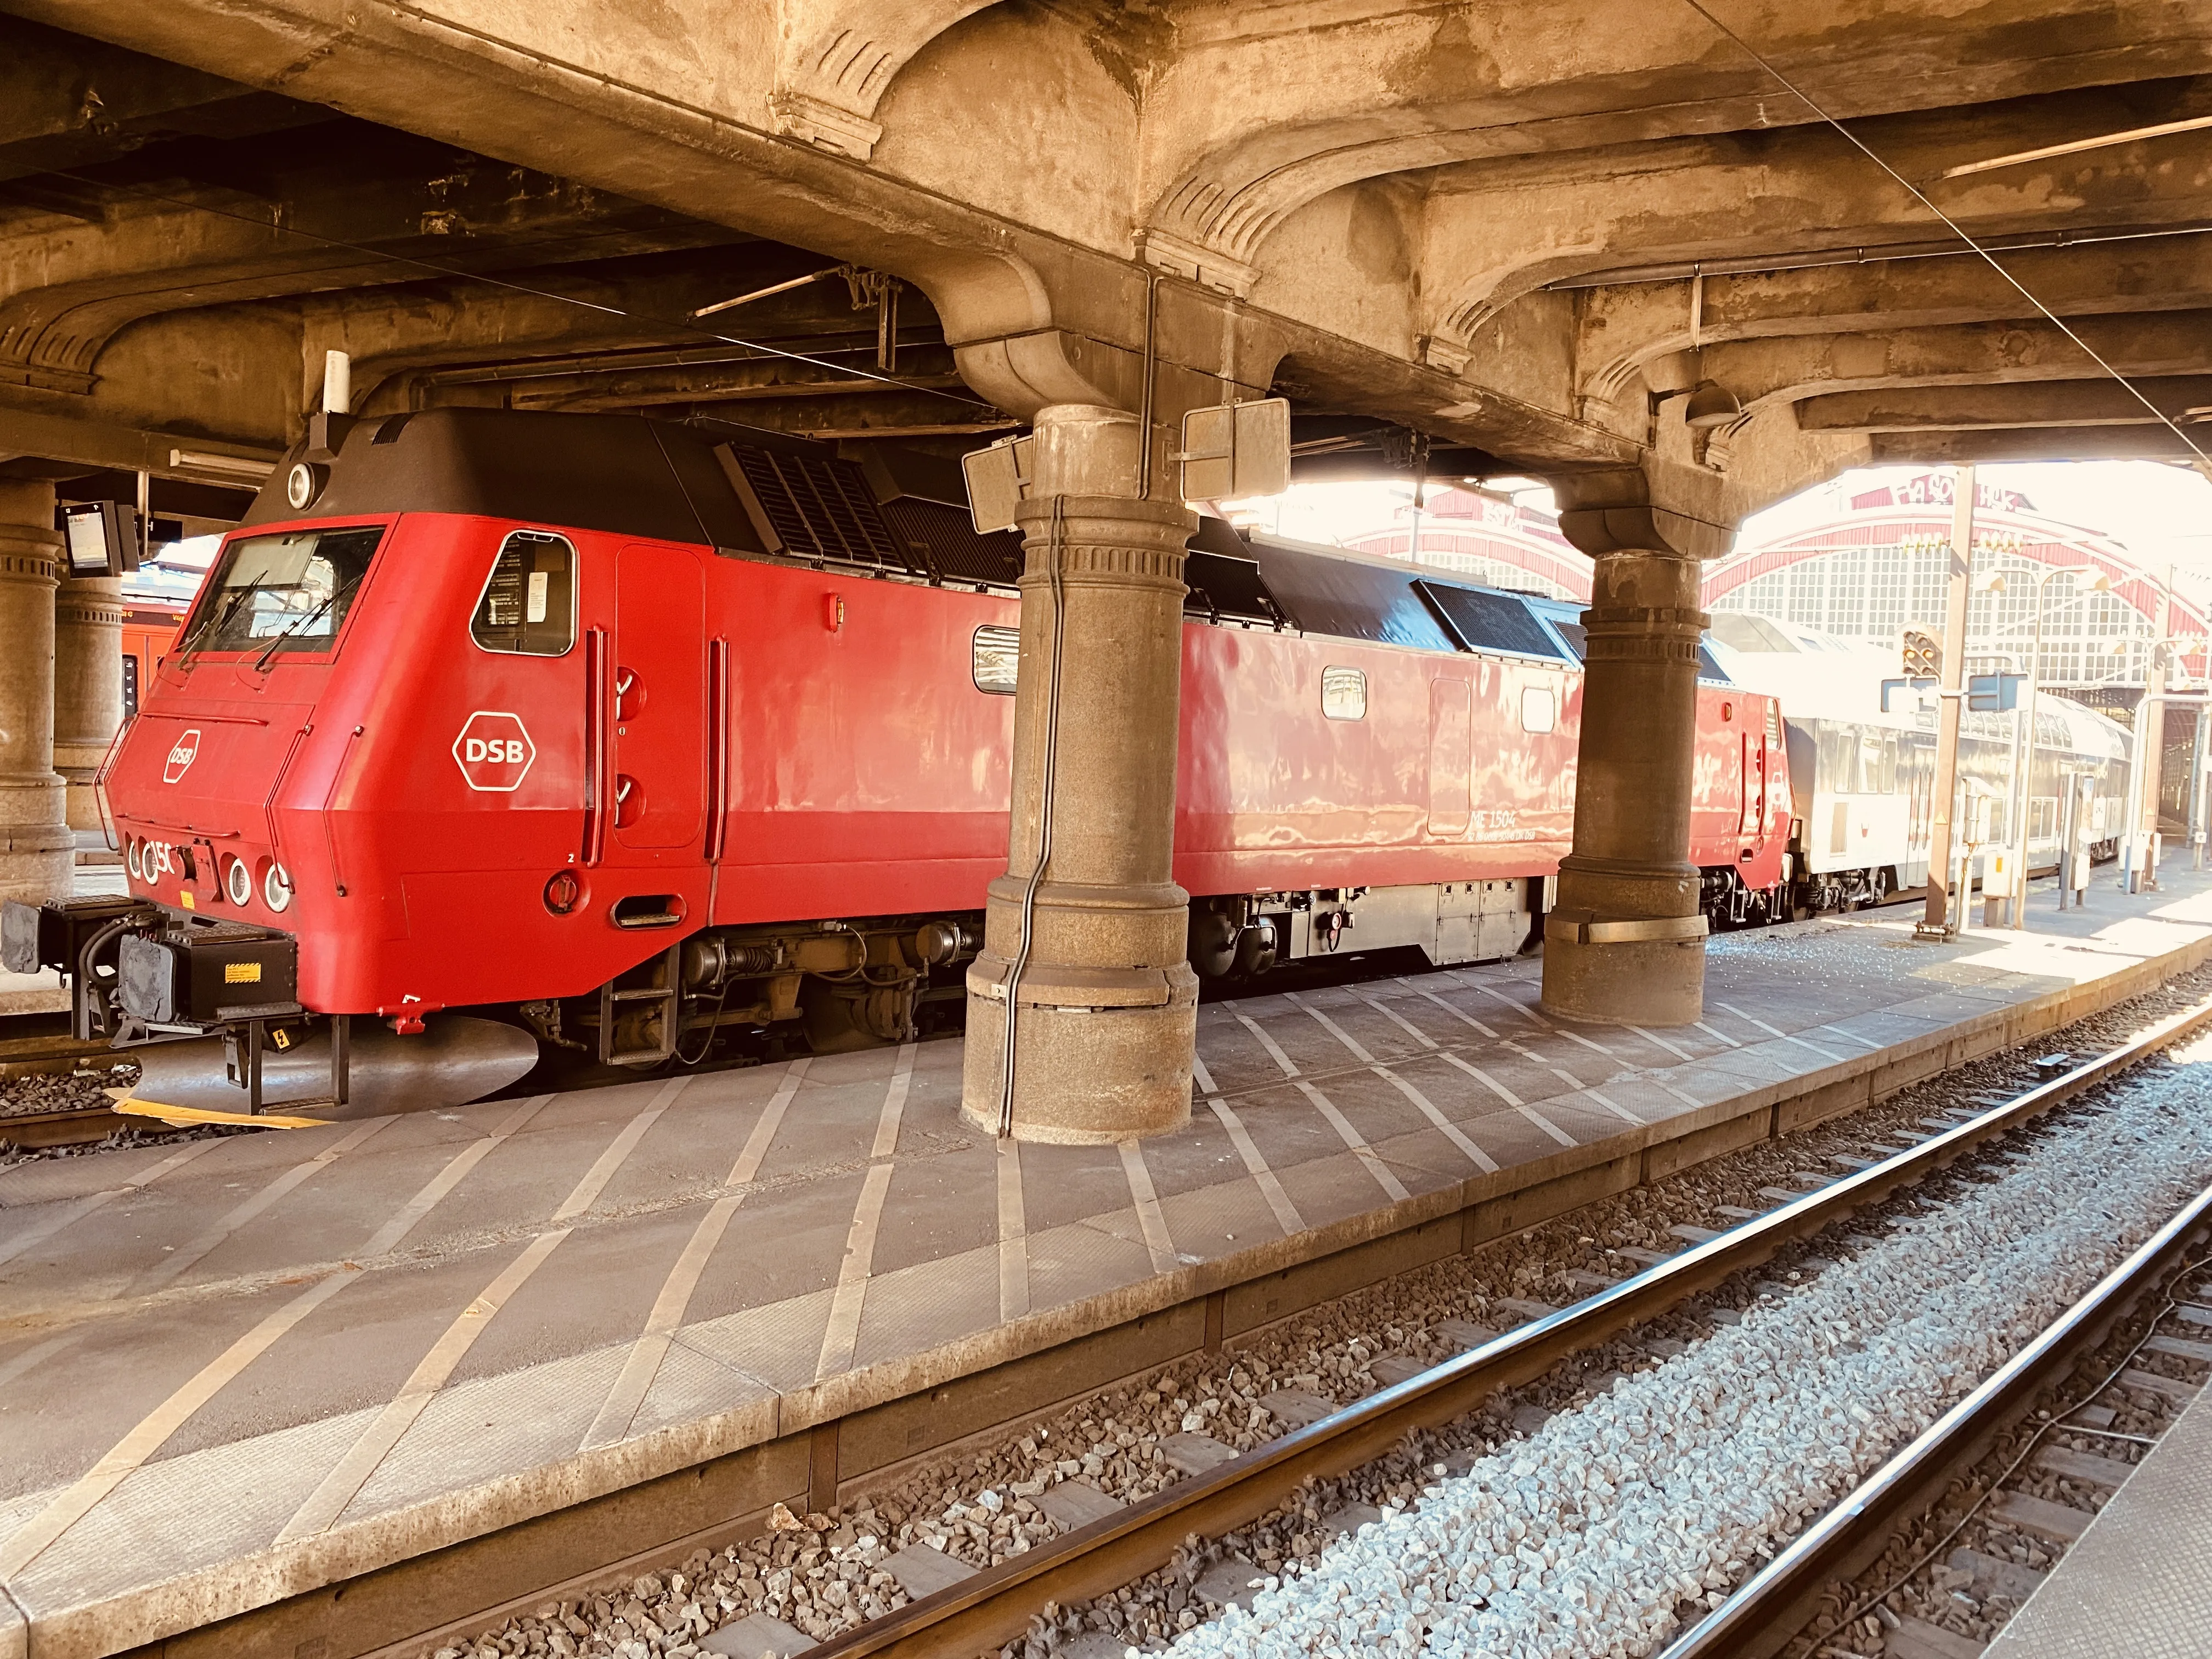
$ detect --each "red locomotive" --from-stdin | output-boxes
[1,409,1788,1119]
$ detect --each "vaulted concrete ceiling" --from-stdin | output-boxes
[2,0,2209,525]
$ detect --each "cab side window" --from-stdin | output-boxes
[472,531,577,656]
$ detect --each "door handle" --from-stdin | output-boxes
[583,627,610,866]
[707,637,730,863]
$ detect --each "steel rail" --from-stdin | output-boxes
[1660,1173,2212,1659]
[0,1104,124,1149]
[806,989,2212,1659]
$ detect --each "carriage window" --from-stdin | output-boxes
[973,624,1020,693]
[1322,666,1367,720]
[1521,686,1556,733]
[471,531,577,656]
[182,526,383,658]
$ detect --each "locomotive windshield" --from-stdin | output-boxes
[180,526,383,659]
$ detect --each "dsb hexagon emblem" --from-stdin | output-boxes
[452,711,536,793]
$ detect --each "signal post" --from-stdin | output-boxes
[1917,466,1977,940]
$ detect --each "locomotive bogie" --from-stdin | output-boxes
[1185,877,1547,979]
[537,910,988,1067]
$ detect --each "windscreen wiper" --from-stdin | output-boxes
[176,588,253,666]
[251,575,363,672]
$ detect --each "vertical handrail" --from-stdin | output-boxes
[263,723,312,867]
[582,627,611,867]
[706,636,731,863]
[91,716,133,853]
[320,725,366,897]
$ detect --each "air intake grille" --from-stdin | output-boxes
[1413,580,1567,660]
[719,445,911,571]
[882,497,1024,586]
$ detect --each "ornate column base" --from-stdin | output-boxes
[1542,855,1707,1025]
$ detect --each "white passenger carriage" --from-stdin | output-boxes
[1707,614,2130,916]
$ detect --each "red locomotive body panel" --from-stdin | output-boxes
[110,502,1791,1019]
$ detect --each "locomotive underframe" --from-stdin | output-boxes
[524,910,986,1068]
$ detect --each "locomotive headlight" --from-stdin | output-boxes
[285,462,326,512]
[126,837,142,881]
[263,861,294,912]
[223,855,252,906]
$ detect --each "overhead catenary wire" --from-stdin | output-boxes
[1672,0,2212,470]
[46,169,994,411]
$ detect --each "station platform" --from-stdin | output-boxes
[5,873,2212,1659]
[1985,1334,2212,1658]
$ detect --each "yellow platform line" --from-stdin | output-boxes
[108,1091,329,1130]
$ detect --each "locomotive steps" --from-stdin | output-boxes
[2,873,2212,1659]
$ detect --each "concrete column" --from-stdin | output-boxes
[0,479,71,903]
[961,405,1199,1143]
[1544,509,1712,1026]
[54,575,125,832]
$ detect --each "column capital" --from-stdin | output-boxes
[1550,462,1736,561]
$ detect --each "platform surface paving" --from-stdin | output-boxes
[5,873,2212,1655]
[1985,1343,2212,1658]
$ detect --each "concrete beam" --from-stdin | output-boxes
[1869,426,2212,462]
[1141,0,2212,269]
[1426,77,2212,334]
[1795,377,2212,431]
[1575,231,2212,404]
[0,0,1617,465]
[1699,311,2212,410]
[0,397,276,477]
[0,13,253,169]
[0,165,738,394]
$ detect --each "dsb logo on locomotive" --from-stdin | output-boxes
[451,712,537,792]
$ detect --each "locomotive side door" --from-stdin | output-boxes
[613,544,706,851]
[1428,678,1471,838]
[1739,728,1763,837]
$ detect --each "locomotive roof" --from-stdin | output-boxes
[245,407,1631,670]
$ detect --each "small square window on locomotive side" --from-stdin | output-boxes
[1521,686,1556,733]
[1321,665,1366,720]
[973,624,1020,694]
[472,531,577,656]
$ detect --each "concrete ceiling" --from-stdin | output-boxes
[1,0,2208,528]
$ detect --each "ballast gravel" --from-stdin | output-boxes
[437,964,2212,1659]
[1163,1056,2212,1659]
[0,1063,135,1119]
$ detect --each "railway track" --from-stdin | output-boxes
[770,992,2212,1659]
[20,947,2211,1659]
[0,1013,133,1149]
[1671,1239,2210,1659]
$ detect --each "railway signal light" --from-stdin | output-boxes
[1901,629,1942,681]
